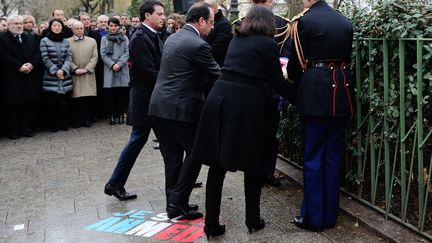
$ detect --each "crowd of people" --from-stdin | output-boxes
[1,0,354,239]
[0,9,188,137]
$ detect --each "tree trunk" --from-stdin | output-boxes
[1,0,12,16]
[107,0,114,14]
[100,0,107,14]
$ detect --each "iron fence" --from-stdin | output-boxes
[278,36,432,240]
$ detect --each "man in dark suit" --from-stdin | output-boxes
[288,0,354,231]
[204,0,232,67]
[203,0,232,97]
[0,15,41,139]
[148,2,220,219]
[104,0,166,200]
[233,0,292,187]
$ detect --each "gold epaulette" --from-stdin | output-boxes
[291,8,309,70]
[274,18,291,55]
[291,8,309,22]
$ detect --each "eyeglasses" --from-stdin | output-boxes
[206,19,214,25]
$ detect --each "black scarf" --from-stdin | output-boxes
[46,31,64,42]
[106,31,126,55]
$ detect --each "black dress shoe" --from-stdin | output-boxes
[292,216,323,232]
[8,134,19,140]
[193,181,203,188]
[104,183,137,201]
[20,129,33,137]
[204,224,225,240]
[245,218,265,234]
[109,115,116,125]
[83,121,93,127]
[265,175,281,187]
[188,203,199,211]
[166,203,203,219]
[118,114,125,124]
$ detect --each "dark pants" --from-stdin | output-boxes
[152,117,201,206]
[205,163,265,226]
[72,96,93,125]
[44,93,69,129]
[108,126,151,188]
[5,103,34,136]
[105,87,128,116]
[300,116,347,230]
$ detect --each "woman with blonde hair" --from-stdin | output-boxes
[22,15,36,35]
[166,13,185,34]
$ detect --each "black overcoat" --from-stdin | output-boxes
[127,24,162,127]
[191,34,293,172]
[0,31,41,104]
[205,10,233,67]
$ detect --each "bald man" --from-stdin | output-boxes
[67,21,98,128]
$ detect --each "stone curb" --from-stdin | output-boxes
[275,156,430,243]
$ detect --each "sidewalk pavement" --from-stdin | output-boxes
[0,121,387,243]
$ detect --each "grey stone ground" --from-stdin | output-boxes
[0,121,388,243]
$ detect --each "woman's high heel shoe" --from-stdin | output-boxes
[204,224,226,240]
[245,218,265,234]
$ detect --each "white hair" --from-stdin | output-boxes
[7,15,23,24]
[65,18,78,28]
[97,15,109,22]
[72,21,84,29]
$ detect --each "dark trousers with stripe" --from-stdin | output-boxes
[300,116,347,230]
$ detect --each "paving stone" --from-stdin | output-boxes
[0,121,394,242]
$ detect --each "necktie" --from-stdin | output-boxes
[15,35,22,44]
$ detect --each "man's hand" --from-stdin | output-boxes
[23,63,33,73]
[19,64,31,73]
[112,63,121,72]
[75,69,88,75]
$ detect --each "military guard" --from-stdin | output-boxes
[287,0,354,231]
[232,0,292,187]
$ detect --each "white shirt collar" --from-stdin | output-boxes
[143,23,157,34]
[74,35,84,40]
[186,24,200,37]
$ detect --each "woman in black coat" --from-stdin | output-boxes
[191,5,293,238]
